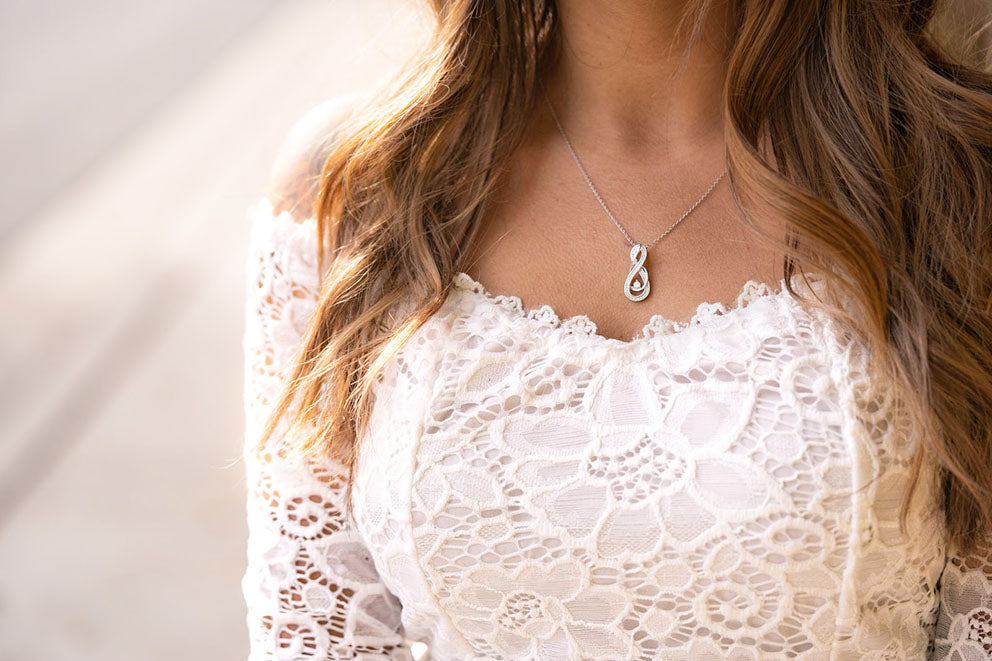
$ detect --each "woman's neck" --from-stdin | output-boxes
[544,0,735,157]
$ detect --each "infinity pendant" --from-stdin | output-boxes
[623,244,650,302]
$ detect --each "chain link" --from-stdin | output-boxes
[540,80,728,251]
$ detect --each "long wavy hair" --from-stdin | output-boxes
[256,0,992,556]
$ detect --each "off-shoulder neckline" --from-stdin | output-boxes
[449,269,821,347]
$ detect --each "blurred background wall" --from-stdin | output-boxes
[0,1,427,659]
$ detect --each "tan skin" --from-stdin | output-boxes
[461,0,789,342]
[268,1,789,343]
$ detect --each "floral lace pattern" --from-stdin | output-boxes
[242,199,413,660]
[242,197,992,660]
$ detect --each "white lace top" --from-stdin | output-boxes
[241,197,992,660]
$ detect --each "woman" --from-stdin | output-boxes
[241,0,992,658]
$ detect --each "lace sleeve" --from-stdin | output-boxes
[930,529,992,659]
[240,198,413,660]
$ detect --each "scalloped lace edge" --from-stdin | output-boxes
[450,269,819,344]
[249,197,820,344]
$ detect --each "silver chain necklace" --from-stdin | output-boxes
[540,82,728,302]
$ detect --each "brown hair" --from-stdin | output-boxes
[257,0,992,556]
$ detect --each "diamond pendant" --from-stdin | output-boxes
[624,244,650,302]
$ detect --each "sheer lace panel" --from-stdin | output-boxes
[241,198,413,660]
[932,533,992,659]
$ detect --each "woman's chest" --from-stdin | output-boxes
[348,292,944,659]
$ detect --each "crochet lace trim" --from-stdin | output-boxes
[450,269,818,344]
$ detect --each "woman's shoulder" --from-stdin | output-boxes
[264,92,364,221]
